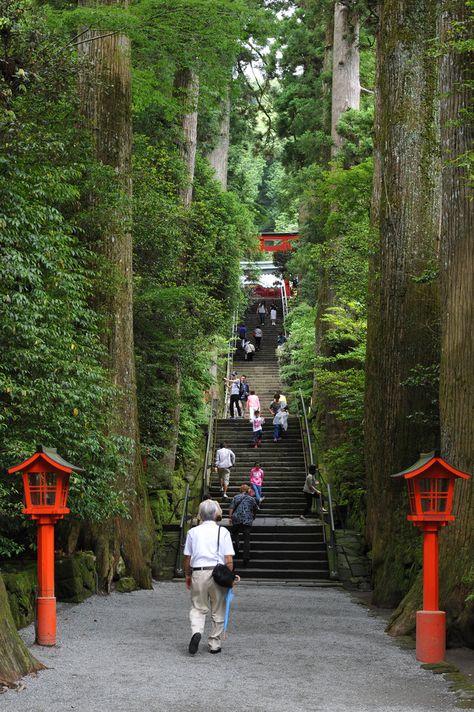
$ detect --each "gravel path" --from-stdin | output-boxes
[2,582,457,712]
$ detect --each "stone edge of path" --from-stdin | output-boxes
[349,589,474,709]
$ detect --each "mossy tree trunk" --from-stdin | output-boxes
[77,0,153,589]
[158,67,200,477]
[365,0,441,607]
[313,3,360,471]
[0,573,43,686]
[388,0,474,645]
[330,1,360,158]
[207,93,230,190]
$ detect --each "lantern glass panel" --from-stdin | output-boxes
[28,472,57,506]
[420,477,449,514]
[407,480,416,514]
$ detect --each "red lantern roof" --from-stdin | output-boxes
[391,451,470,481]
[8,446,83,475]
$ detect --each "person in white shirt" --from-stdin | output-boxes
[256,301,267,325]
[214,442,236,498]
[243,339,255,361]
[270,305,277,326]
[253,326,263,350]
[224,372,242,418]
[184,500,235,655]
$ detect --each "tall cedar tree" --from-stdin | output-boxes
[313,1,361,466]
[365,0,440,607]
[77,0,153,589]
[388,0,474,645]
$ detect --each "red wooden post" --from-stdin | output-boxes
[422,525,439,611]
[36,518,57,645]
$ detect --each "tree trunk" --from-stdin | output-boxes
[0,574,44,686]
[158,67,200,477]
[174,67,200,208]
[388,0,474,645]
[312,3,359,470]
[77,0,153,589]
[365,0,441,607]
[331,2,360,158]
[207,94,230,189]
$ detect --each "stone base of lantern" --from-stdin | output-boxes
[416,610,446,663]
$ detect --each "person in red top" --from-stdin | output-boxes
[249,462,265,503]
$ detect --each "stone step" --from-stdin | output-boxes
[236,568,330,580]
[220,300,330,582]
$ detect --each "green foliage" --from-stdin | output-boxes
[0,1,130,556]
[133,137,256,468]
[279,303,316,399]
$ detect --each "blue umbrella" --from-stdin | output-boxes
[223,587,235,638]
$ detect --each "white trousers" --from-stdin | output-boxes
[189,570,226,651]
[248,406,256,420]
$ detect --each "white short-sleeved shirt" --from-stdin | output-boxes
[184,521,234,567]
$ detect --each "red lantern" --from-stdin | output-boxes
[392,451,470,663]
[8,446,82,645]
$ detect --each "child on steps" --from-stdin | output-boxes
[251,410,264,448]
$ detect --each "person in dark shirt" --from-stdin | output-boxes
[229,484,258,567]
[269,393,282,417]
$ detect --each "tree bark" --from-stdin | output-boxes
[158,67,201,477]
[365,0,441,607]
[174,67,200,208]
[0,574,44,686]
[388,0,474,644]
[331,2,360,158]
[207,94,230,189]
[312,3,359,470]
[77,0,153,589]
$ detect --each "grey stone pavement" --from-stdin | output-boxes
[2,582,459,712]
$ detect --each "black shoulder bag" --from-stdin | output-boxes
[212,525,236,589]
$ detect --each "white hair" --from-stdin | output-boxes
[198,499,221,522]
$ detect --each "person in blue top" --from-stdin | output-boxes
[237,323,247,347]
[229,484,258,567]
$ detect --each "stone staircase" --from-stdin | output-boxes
[210,298,330,581]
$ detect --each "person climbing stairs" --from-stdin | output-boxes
[210,298,330,581]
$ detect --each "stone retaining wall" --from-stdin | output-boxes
[1,551,97,629]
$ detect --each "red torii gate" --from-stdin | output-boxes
[258,231,300,252]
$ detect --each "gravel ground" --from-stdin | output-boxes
[2,582,458,712]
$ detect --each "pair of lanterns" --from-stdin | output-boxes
[7,446,469,662]
[8,446,81,646]
[392,451,470,663]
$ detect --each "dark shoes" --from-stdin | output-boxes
[189,632,201,655]
[209,648,221,654]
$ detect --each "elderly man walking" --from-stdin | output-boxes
[184,500,235,655]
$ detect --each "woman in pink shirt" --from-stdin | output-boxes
[246,390,261,420]
[249,462,265,503]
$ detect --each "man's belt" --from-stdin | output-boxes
[192,566,215,571]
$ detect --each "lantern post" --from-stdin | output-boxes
[8,446,82,646]
[392,451,470,663]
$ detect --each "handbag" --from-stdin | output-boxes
[212,526,236,588]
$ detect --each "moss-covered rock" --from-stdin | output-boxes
[55,551,96,603]
[335,529,372,590]
[1,551,97,627]
[152,526,181,580]
[115,576,137,593]
[2,563,37,629]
